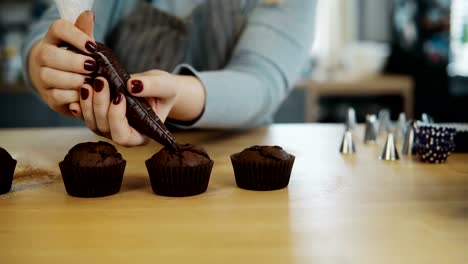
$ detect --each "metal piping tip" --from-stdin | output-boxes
[363,114,378,144]
[345,107,357,130]
[421,113,434,124]
[378,109,392,135]
[401,120,416,155]
[395,112,407,141]
[340,129,356,154]
[380,132,400,161]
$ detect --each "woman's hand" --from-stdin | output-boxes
[28,11,96,117]
[80,70,205,147]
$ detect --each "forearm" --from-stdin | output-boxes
[170,60,285,129]
[195,63,286,128]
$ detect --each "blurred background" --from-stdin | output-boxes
[0,0,467,128]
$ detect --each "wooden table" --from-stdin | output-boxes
[297,75,414,122]
[1,124,468,263]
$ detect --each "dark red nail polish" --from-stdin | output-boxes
[85,41,97,53]
[131,80,143,94]
[113,93,123,105]
[94,79,104,92]
[80,88,89,100]
[84,77,93,85]
[84,60,97,71]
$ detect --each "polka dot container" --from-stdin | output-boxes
[414,123,456,164]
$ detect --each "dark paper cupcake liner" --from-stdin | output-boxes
[230,154,295,191]
[59,161,126,198]
[145,160,213,197]
[0,158,16,195]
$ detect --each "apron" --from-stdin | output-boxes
[106,0,258,74]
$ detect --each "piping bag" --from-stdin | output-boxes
[54,0,179,151]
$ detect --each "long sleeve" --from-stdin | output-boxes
[20,0,139,90]
[173,0,316,129]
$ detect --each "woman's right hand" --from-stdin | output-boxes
[28,11,97,118]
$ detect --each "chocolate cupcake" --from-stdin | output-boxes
[145,144,213,197]
[0,147,16,195]
[230,146,295,191]
[59,141,126,198]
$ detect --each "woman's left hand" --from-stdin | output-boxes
[79,70,205,147]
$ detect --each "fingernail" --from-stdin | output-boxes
[84,77,94,85]
[84,60,97,71]
[94,79,104,92]
[85,41,97,53]
[131,80,143,94]
[113,93,123,105]
[80,88,89,100]
[71,109,78,115]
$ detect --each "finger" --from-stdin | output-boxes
[39,67,88,90]
[44,19,97,54]
[69,102,83,119]
[108,93,148,147]
[127,72,176,99]
[37,43,97,74]
[92,78,111,135]
[46,89,79,116]
[79,84,97,132]
[84,75,95,86]
[75,11,94,38]
[47,89,80,106]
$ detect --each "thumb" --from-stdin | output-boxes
[75,11,94,39]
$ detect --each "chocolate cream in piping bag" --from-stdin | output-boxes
[91,43,179,151]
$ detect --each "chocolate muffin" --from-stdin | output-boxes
[0,147,16,195]
[230,145,295,191]
[59,141,126,198]
[145,144,213,197]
